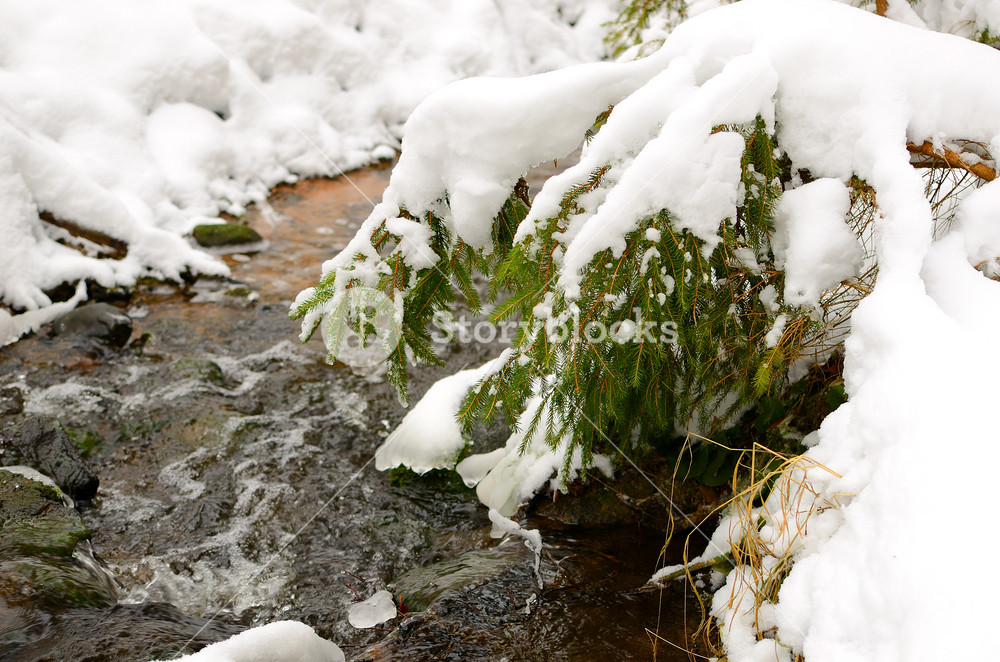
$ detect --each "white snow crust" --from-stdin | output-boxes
[772,178,862,308]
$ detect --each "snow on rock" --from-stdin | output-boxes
[0,0,616,317]
[772,178,862,308]
[347,589,397,629]
[172,621,344,662]
[1,279,86,346]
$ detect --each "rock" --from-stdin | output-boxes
[0,469,114,612]
[393,546,532,612]
[0,387,24,416]
[0,469,88,557]
[52,303,132,348]
[0,602,243,662]
[192,223,263,248]
[359,541,539,662]
[168,358,228,386]
[0,418,100,501]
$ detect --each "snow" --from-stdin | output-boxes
[488,508,544,588]
[457,394,614,518]
[374,361,494,474]
[772,179,862,308]
[171,621,344,662]
[347,589,397,629]
[1,279,86,346]
[0,0,616,343]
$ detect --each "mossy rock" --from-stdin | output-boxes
[192,223,263,247]
[0,470,113,609]
[63,426,105,459]
[1,419,101,501]
[0,470,89,557]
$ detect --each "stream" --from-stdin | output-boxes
[0,164,706,661]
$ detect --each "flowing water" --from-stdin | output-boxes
[0,163,708,661]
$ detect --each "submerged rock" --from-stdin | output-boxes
[0,469,88,557]
[0,387,24,416]
[0,418,100,501]
[359,541,539,661]
[0,602,244,662]
[192,223,263,247]
[51,303,132,349]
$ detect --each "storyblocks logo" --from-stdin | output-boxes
[325,288,679,372]
[430,308,679,347]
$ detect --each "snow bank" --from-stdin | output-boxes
[173,621,344,662]
[0,0,616,337]
[315,0,1000,659]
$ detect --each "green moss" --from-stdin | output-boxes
[192,223,263,247]
[170,358,227,386]
[388,467,469,494]
[393,549,522,611]
[62,426,105,458]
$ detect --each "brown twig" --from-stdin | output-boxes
[907,141,996,181]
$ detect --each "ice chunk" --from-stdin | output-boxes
[347,589,397,629]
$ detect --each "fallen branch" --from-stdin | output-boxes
[649,552,733,586]
[39,211,128,259]
[906,141,996,181]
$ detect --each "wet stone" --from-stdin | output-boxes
[361,541,539,661]
[0,387,24,416]
[0,602,243,662]
[393,544,534,613]
[0,470,88,558]
[167,358,229,387]
[51,303,132,349]
[0,418,100,501]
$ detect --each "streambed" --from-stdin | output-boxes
[0,165,707,661]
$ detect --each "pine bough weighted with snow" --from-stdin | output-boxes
[296,1,1000,659]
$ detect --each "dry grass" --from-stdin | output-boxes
[653,439,847,660]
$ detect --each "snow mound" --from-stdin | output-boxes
[172,621,344,662]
